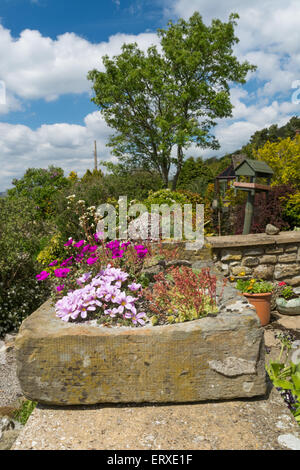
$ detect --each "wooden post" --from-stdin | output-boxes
[243,191,255,234]
[94,140,98,171]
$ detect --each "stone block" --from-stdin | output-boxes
[242,248,264,256]
[286,277,300,287]
[242,257,260,267]
[265,246,283,255]
[221,249,242,262]
[15,300,267,406]
[278,253,297,263]
[284,245,298,253]
[274,264,300,280]
[259,255,277,265]
[231,266,252,276]
[252,264,275,280]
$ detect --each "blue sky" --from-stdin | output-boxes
[0,0,299,190]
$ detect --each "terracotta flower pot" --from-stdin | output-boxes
[242,292,272,326]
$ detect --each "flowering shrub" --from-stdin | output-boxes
[36,233,150,327]
[55,265,146,326]
[0,279,50,337]
[277,282,299,300]
[144,266,222,325]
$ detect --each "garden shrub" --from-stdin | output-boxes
[282,191,300,228]
[7,166,70,219]
[0,196,51,336]
[233,185,295,234]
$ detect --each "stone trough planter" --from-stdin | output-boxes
[15,287,267,406]
[276,297,300,316]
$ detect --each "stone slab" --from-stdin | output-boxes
[11,387,300,450]
[15,299,267,406]
[207,232,300,249]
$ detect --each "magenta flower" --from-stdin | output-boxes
[54,268,71,278]
[86,256,98,265]
[61,256,73,267]
[107,240,120,250]
[64,238,73,247]
[49,260,58,266]
[36,271,50,281]
[134,244,148,258]
[80,244,91,254]
[111,249,124,259]
[74,240,85,248]
[89,245,98,253]
[56,285,65,292]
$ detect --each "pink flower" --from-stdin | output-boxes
[94,231,104,242]
[131,312,146,326]
[49,260,58,266]
[86,257,98,265]
[61,256,73,267]
[64,238,73,247]
[54,268,71,278]
[128,282,142,292]
[74,240,85,248]
[36,271,50,281]
[56,285,65,292]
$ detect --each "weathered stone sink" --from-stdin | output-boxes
[15,286,267,405]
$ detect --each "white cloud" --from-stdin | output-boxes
[165,0,300,97]
[0,112,116,190]
[0,25,159,103]
[1,2,300,189]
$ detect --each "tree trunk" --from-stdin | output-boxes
[171,145,184,190]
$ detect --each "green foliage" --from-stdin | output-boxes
[103,166,163,201]
[281,286,295,300]
[249,116,300,152]
[266,333,300,424]
[14,400,37,425]
[7,166,70,219]
[36,233,65,266]
[88,12,255,188]
[176,157,214,194]
[282,191,300,227]
[143,189,190,210]
[0,196,51,336]
[236,278,274,294]
[254,136,300,188]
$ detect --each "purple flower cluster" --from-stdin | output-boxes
[106,240,148,260]
[55,265,146,326]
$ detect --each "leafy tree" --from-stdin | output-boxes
[8,166,70,218]
[254,135,300,187]
[88,12,255,189]
[249,116,300,151]
[176,156,214,194]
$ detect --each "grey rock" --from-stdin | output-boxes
[208,357,257,377]
[265,224,280,235]
[165,260,192,268]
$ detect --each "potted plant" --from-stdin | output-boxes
[276,282,300,316]
[236,278,274,326]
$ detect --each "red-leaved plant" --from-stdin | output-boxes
[144,266,225,325]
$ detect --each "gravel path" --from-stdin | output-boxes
[0,334,23,409]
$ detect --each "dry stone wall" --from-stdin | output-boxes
[207,232,300,286]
